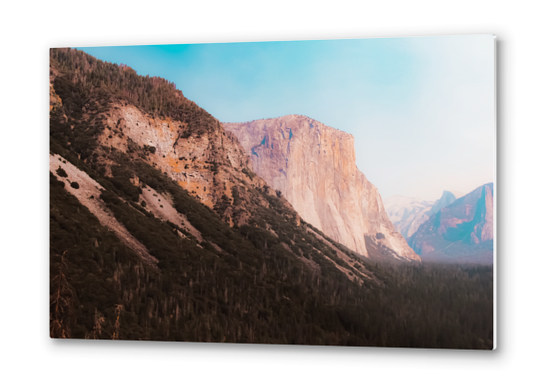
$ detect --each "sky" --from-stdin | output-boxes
[79,34,495,201]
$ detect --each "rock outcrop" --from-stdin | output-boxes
[224,115,420,261]
[98,104,250,206]
[408,183,494,264]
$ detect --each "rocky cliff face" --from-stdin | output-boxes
[92,103,299,228]
[408,183,494,264]
[224,115,420,262]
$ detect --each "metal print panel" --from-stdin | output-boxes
[49,35,495,348]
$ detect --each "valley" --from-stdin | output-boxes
[49,48,493,348]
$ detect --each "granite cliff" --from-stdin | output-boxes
[224,115,420,262]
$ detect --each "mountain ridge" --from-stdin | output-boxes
[408,183,494,264]
[384,190,461,239]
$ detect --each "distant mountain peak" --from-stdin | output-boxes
[441,190,456,199]
[408,183,494,264]
[384,196,434,239]
[384,189,472,241]
[428,190,457,217]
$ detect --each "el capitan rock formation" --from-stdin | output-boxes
[224,115,420,262]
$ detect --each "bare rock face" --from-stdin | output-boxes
[224,115,420,261]
[98,104,251,207]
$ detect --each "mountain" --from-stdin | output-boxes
[384,191,459,239]
[407,183,494,264]
[224,116,419,262]
[428,190,458,217]
[384,196,434,239]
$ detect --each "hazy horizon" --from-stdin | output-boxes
[78,35,494,201]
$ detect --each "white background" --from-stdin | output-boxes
[1,1,540,383]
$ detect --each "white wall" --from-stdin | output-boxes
[1,1,539,382]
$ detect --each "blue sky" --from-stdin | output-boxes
[79,35,494,201]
